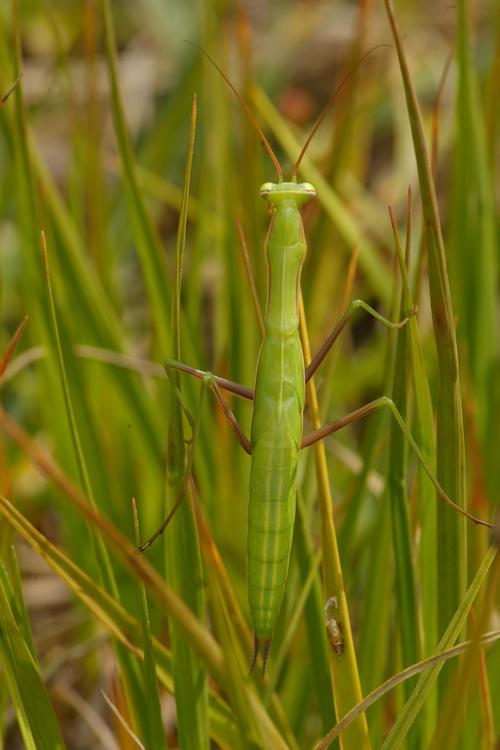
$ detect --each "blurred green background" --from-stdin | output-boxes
[0,0,498,748]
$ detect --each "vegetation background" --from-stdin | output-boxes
[0,0,498,748]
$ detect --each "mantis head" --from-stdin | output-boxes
[260,181,316,208]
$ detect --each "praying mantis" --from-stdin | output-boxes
[139,49,493,672]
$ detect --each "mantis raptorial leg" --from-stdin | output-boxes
[138,366,254,552]
[137,371,204,552]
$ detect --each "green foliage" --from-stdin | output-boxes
[0,0,498,747]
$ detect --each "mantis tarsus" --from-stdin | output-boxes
[139,48,493,673]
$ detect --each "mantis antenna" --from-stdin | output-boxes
[186,41,284,181]
[291,43,391,178]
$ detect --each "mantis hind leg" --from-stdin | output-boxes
[305,299,416,383]
[301,396,493,531]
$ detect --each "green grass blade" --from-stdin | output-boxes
[159,94,209,750]
[40,232,154,742]
[387,215,421,746]
[451,0,498,502]
[4,545,36,659]
[384,0,467,669]
[0,493,242,750]
[29,146,164,463]
[299,297,371,750]
[133,501,168,750]
[100,0,171,349]
[380,547,498,748]
[390,202,438,739]
[314,604,500,748]
[293,495,335,735]
[0,564,66,750]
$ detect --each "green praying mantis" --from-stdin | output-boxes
[139,48,493,673]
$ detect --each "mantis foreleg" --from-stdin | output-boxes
[205,375,252,454]
[137,366,253,550]
[305,299,416,383]
[165,358,254,400]
[165,360,252,452]
[301,395,493,530]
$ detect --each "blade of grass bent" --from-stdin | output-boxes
[314,614,500,748]
[299,296,371,750]
[384,0,467,670]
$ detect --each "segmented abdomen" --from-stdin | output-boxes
[247,419,300,638]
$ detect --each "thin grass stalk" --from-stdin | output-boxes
[6,547,36,658]
[389,200,438,740]
[385,226,421,747]
[41,234,110,580]
[132,501,168,750]
[314,613,500,748]
[299,296,371,750]
[292,495,335,735]
[161,95,209,750]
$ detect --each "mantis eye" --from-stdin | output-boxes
[260,182,273,197]
[302,182,316,198]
